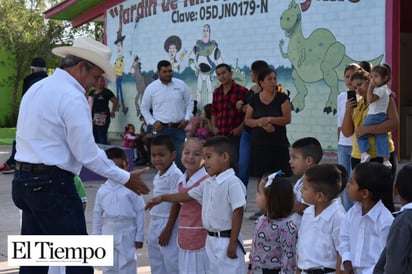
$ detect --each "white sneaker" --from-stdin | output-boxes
[360,153,371,163]
[383,160,392,168]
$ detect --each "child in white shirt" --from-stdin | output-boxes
[93,147,145,274]
[289,137,323,228]
[147,135,182,274]
[339,162,394,274]
[358,64,392,167]
[146,136,247,274]
[297,164,347,274]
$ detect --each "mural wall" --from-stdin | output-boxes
[105,0,385,150]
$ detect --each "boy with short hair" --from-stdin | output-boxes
[297,164,347,274]
[92,147,145,274]
[374,164,412,274]
[289,137,323,228]
[146,136,247,274]
[147,135,182,274]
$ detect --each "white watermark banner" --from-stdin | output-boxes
[8,235,113,266]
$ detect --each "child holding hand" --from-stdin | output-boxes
[92,147,145,274]
[146,136,247,274]
[175,137,210,273]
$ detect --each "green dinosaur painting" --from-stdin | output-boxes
[279,0,383,114]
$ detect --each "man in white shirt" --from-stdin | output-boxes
[140,60,194,171]
[12,37,150,274]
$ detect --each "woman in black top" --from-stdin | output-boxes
[88,76,118,144]
[244,68,292,177]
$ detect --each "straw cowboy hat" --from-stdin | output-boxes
[52,37,116,82]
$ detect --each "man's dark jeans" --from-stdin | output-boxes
[12,168,93,274]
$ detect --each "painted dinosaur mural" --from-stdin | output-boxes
[279,0,383,114]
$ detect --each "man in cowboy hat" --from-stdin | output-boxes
[12,37,150,274]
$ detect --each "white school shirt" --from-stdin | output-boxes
[92,179,145,242]
[15,68,129,183]
[150,162,183,218]
[339,200,393,274]
[188,168,246,232]
[368,85,391,115]
[297,199,346,270]
[140,77,193,125]
[292,177,310,228]
[337,92,353,146]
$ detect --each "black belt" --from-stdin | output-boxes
[160,122,180,128]
[207,230,231,237]
[262,269,280,274]
[15,162,65,174]
[207,230,246,254]
[303,268,335,274]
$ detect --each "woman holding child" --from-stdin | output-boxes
[342,67,399,182]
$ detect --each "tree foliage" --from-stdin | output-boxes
[0,0,103,126]
[0,0,64,125]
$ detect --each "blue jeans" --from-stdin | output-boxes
[358,113,389,157]
[92,115,110,145]
[116,76,125,107]
[238,130,251,188]
[12,168,93,274]
[338,144,353,210]
[157,127,185,172]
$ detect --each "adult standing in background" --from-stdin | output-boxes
[22,57,48,96]
[342,68,398,201]
[0,57,48,174]
[12,37,150,274]
[211,63,248,169]
[245,67,293,178]
[141,60,194,171]
[337,63,360,211]
[88,76,118,145]
[235,60,269,188]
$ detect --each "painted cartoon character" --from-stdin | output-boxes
[164,35,187,72]
[130,56,153,117]
[189,24,223,106]
[114,31,128,115]
[279,0,383,114]
[231,58,247,87]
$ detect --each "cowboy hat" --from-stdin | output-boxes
[52,37,116,82]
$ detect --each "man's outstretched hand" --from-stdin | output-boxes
[125,167,150,195]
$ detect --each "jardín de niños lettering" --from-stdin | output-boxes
[109,0,269,23]
[109,0,362,24]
